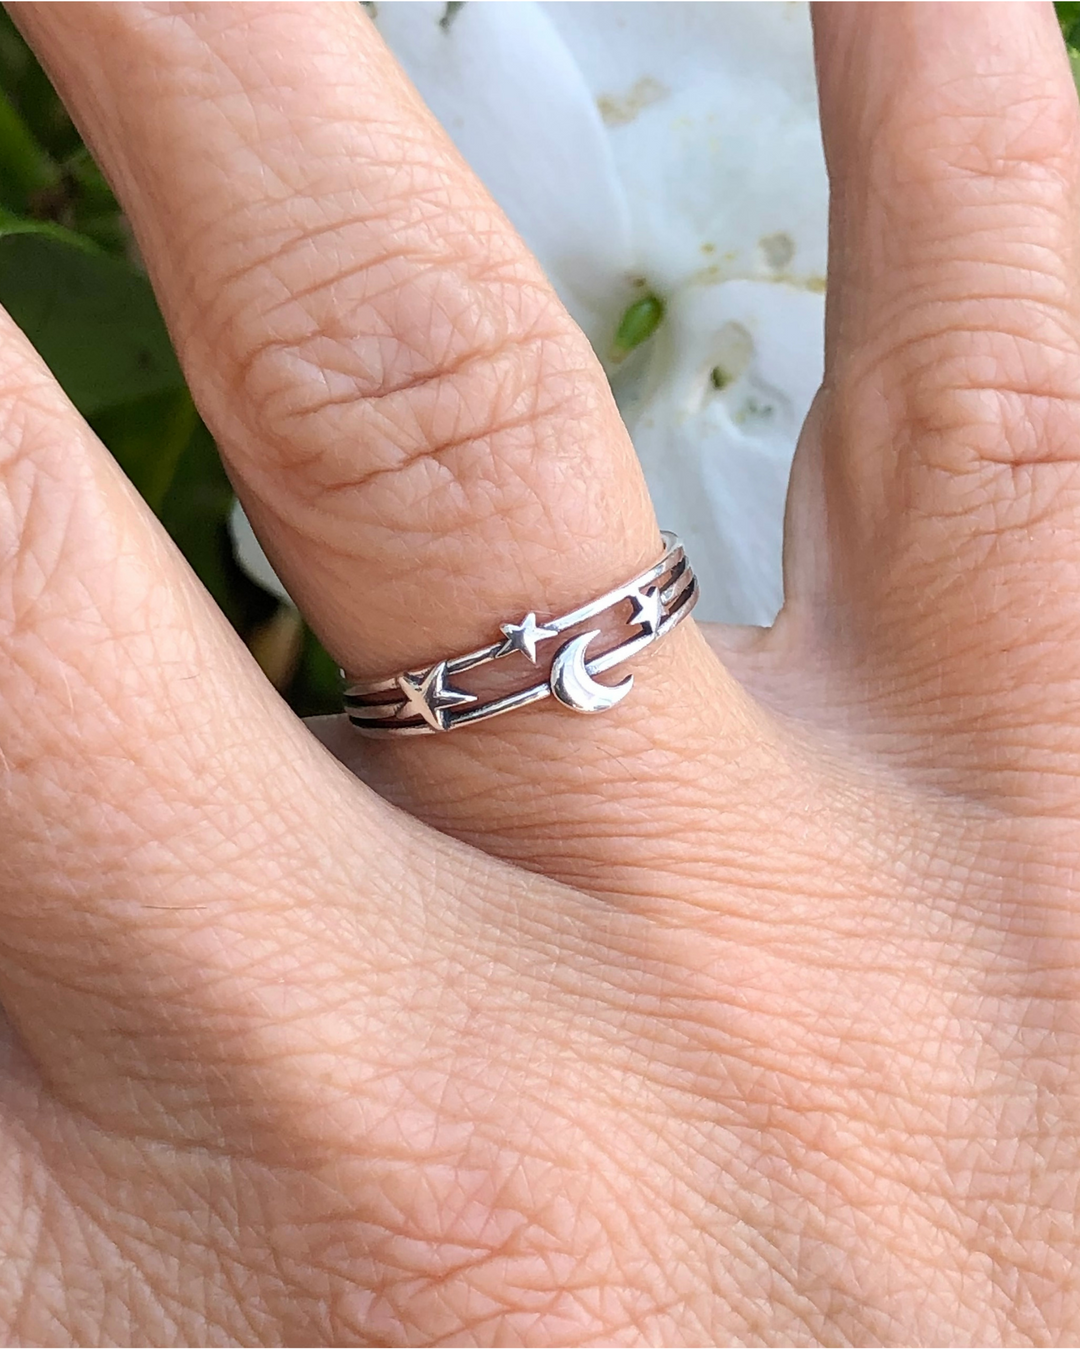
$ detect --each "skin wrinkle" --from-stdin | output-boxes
[264,374,576,505]
[230,325,594,513]
[269,315,577,442]
[225,241,556,401]
[3,0,1080,1342]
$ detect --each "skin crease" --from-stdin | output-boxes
[0,0,1078,1343]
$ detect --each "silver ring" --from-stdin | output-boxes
[344,531,698,736]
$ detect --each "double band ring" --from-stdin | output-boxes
[344,532,698,736]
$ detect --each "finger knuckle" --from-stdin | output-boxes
[900,70,1080,190]
[207,217,608,545]
[848,312,1080,518]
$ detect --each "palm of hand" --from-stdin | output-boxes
[0,2,1078,1344]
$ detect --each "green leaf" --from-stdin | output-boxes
[0,84,58,212]
[0,9,80,161]
[0,208,96,248]
[0,226,184,416]
[1057,0,1080,47]
[90,389,198,514]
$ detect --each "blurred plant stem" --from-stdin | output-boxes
[0,84,57,210]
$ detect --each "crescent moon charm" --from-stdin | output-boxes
[345,531,698,735]
[549,630,634,714]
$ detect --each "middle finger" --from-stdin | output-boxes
[795,2,1080,787]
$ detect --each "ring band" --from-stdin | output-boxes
[344,531,698,736]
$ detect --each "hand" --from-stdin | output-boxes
[1,2,1078,1342]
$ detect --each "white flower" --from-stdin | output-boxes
[232,1,828,625]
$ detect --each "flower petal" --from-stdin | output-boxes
[542,1,827,295]
[622,279,825,625]
[374,0,633,341]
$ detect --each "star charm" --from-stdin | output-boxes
[497,612,559,663]
[396,661,477,731]
[629,586,664,635]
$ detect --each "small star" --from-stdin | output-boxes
[497,612,559,663]
[629,586,664,635]
[397,661,476,731]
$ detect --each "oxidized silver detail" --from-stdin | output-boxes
[628,585,663,636]
[344,531,698,736]
[396,660,476,731]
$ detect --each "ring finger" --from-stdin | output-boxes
[12,0,771,892]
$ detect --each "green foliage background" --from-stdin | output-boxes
[0,5,1076,715]
[0,8,342,713]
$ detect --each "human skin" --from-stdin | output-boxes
[0,0,1076,1342]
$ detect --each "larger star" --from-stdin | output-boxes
[497,612,559,663]
[629,585,664,635]
[397,661,477,731]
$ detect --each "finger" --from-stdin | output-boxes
[0,302,453,1129]
[793,3,1080,774]
[11,1,751,888]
